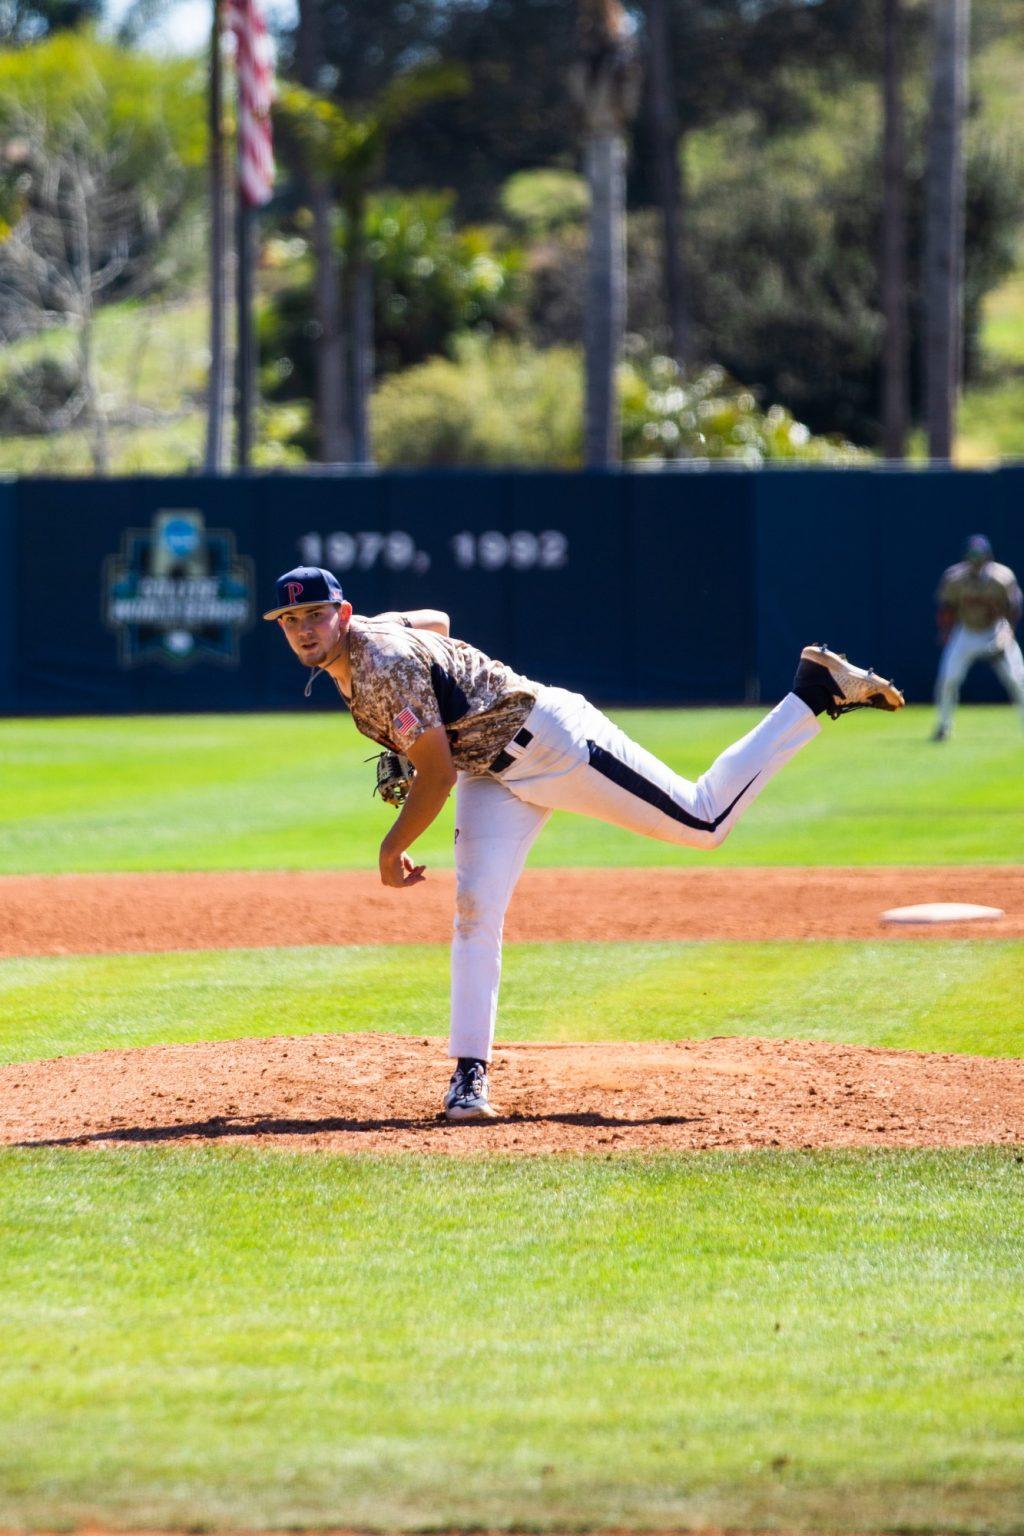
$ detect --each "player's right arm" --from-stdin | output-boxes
[378,725,457,888]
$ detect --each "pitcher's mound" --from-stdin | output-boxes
[3,1034,1022,1155]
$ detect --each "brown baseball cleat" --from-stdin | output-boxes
[796,644,906,719]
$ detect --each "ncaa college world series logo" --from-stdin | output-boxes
[103,510,255,668]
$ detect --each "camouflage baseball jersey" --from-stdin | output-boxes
[336,618,538,773]
[937,561,1023,632]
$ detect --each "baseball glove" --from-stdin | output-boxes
[371,750,415,808]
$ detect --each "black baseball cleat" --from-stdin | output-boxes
[931,723,950,742]
[794,644,906,720]
[444,1059,498,1121]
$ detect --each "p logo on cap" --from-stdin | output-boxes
[263,566,345,620]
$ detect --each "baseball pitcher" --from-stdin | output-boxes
[933,534,1024,741]
[266,565,905,1121]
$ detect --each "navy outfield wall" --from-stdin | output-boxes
[0,481,15,715]
[0,465,1019,714]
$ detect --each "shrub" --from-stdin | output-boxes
[367,191,524,373]
[371,338,582,466]
[0,351,82,434]
[620,349,866,464]
[260,190,524,406]
[500,168,589,233]
[371,338,862,467]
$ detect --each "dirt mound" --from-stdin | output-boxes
[4,1033,1021,1155]
[1,865,1022,956]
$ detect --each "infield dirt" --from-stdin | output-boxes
[3,863,1020,1157]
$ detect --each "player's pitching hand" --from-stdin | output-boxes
[379,845,426,888]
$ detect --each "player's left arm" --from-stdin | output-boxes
[378,725,457,888]
[374,609,450,636]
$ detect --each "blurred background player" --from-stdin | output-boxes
[933,534,1024,741]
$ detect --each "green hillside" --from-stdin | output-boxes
[958,270,1024,464]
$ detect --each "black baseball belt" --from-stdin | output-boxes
[489,727,534,774]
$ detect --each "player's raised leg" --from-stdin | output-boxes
[500,646,903,851]
[548,690,820,849]
[445,772,550,1118]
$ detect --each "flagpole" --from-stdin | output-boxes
[205,0,228,473]
[235,188,254,470]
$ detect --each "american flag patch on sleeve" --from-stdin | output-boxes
[393,706,421,737]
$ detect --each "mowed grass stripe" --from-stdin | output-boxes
[0,1149,1021,1532]
[2,940,1022,1064]
[2,706,1024,871]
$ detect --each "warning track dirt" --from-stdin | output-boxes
[1,865,1022,956]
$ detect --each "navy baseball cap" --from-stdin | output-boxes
[965,534,993,561]
[263,566,345,620]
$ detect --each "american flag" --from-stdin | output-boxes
[393,707,421,738]
[227,0,276,207]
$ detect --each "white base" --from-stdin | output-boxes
[881,902,1005,925]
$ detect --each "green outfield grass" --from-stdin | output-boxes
[2,938,1023,1067]
[1,1148,1021,1533]
[2,704,1022,874]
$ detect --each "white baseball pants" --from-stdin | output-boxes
[935,622,1024,731]
[449,686,820,1061]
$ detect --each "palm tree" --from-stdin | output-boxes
[881,0,909,459]
[644,0,687,367]
[570,0,640,467]
[276,62,465,464]
[295,0,348,463]
[923,0,970,461]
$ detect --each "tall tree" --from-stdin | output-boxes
[643,0,688,367]
[880,0,909,459]
[275,60,465,463]
[0,35,204,471]
[314,0,577,219]
[293,1,915,218]
[923,0,970,461]
[571,0,640,467]
[295,0,349,462]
